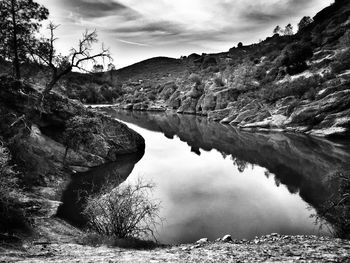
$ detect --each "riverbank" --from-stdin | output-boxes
[1,233,349,262]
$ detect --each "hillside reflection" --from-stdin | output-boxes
[106,109,350,210]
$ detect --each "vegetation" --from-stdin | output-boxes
[0,0,49,79]
[189,73,202,85]
[83,178,161,241]
[63,116,102,159]
[0,141,28,234]
[314,172,350,240]
[31,23,111,95]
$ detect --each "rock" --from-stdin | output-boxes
[222,235,232,242]
[208,107,233,122]
[133,102,149,111]
[167,90,181,109]
[239,114,288,129]
[215,88,240,110]
[159,82,177,100]
[196,238,209,244]
[186,84,203,99]
[200,93,217,113]
[177,97,199,114]
[0,75,145,186]
[285,89,350,136]
[122,103,134,110]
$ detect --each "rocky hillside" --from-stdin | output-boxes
[112,0,350,138]
[0,75,145,238]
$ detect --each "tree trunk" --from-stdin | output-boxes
[10,0,20,79]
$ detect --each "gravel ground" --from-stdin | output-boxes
[1,234,349,263]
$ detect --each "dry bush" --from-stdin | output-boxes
[83,178,162,241]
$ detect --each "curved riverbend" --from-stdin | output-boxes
[59,109,350,244]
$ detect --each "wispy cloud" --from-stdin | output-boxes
[116,39,150,47]
[36,0,334,67]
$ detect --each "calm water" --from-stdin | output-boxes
[58,109,350,244]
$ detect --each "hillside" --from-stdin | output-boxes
[104,0,350,138]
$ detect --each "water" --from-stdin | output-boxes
[58,109,350,244]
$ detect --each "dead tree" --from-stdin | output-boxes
[29,22,111,95]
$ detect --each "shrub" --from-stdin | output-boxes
[202,56,217,69]
[189,73,202,85]
[313,172,350,240]
[280,43,313,75]
[63,116,102,158]
[262,75,322,102]
[0,142,28,234]
[83,178,162,241]
[330,48,350,74]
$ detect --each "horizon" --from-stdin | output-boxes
[36,0,333,69]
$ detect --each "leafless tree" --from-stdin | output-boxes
[83,178,162,241]
[29,22,111,95]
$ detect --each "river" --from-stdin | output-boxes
[57,109,350,244]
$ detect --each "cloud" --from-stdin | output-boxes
[36,0,334,67]
[59,0,138,19]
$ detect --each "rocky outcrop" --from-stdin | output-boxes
[0,76,145,186]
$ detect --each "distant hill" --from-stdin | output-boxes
[112,57,187,83]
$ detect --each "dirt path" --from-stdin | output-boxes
[1,234,349,263]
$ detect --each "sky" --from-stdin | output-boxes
[35,0,334,69]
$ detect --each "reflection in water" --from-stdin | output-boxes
[104,109,350,244]
[57,151,144,227]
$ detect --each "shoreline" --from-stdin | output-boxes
[1,231,349,262]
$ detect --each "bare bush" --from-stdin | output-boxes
[82,178,162,241]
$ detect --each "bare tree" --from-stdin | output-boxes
[29,22,111,95]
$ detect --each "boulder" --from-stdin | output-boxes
[196,238,208,244]
[0,75,145,185]
[222,235,232,242]
[239,114,288,129]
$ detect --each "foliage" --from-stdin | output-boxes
[261,75,322,102]
[237,42,243,48]
[298,16,313,32]
[83,178,162,241]
[330,48,350,74]
[0,0,49,79]
[202,56,217,69]
[63,116,102,153]
[280,43,313,75]
[189,73,202,85]
[0,142,28,234]
[314,172,350,240]
[273,26,283,35]
[284,24,294,36]
[339,30,350,47]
